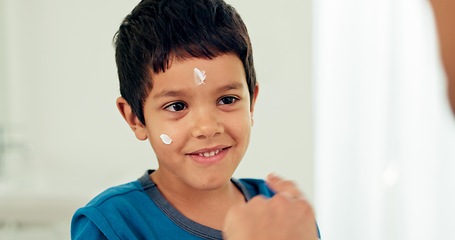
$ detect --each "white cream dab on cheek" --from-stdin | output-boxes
[160,134,173,145]
[194,67,206,85]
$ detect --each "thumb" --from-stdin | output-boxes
[266,173,304,199]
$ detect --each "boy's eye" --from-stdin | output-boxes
[164,102,187,112]
[218,96,238,105]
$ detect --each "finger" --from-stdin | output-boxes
[266,174,303,199]
[276,191,293,200]
[266,172,281,185]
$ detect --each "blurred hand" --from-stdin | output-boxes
[266,173,304,199]
[222,174,319,240]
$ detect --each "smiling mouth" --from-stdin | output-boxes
[189,146,230,157]
[198,149,222,157]
[188,146,230,164]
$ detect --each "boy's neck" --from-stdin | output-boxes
[150,170,245,230]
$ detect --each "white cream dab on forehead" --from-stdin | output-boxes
[160,134,173,145]
[194,68,206,85]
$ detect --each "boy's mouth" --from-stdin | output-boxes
[198,149,221,157]
[188,146,230,164]
[187,146,230,159]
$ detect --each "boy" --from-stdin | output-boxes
[71,0,318,239]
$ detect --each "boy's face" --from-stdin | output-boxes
[119,54,258,191]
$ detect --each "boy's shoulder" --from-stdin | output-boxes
[84,180,144,209]
[71,175,163,240]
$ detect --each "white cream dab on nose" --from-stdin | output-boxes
[160,134,173,145]
[194,68,206,85]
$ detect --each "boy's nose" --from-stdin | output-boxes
[191,110,224,139]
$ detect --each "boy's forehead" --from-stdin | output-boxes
[147,54,246,94]
[149,54,245,81]
[163,53,242,70]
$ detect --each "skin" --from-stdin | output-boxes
[117,54,258,230]
[431,0,455,113]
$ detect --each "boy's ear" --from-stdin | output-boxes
[250,84,259,125]
[116,97,148,141]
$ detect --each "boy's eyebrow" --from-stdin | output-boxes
[217,82,244,92]
[153,89,188,99]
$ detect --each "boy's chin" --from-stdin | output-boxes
[191,174,235,191]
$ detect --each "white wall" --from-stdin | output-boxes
[0,0,313,231]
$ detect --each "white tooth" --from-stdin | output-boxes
[199,153,203,157]
[215,149,220,154]
[203,152,210,157]
[209,151,215,157]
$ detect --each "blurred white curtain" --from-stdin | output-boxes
[313,0,455,239]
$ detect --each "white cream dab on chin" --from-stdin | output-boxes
[160,134,173,145]
[194,68,206,85]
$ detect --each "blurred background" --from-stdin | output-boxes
[1,0,455,239]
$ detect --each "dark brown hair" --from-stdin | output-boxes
[114,0,257,124]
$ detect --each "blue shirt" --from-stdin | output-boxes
[71,170,274,239]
